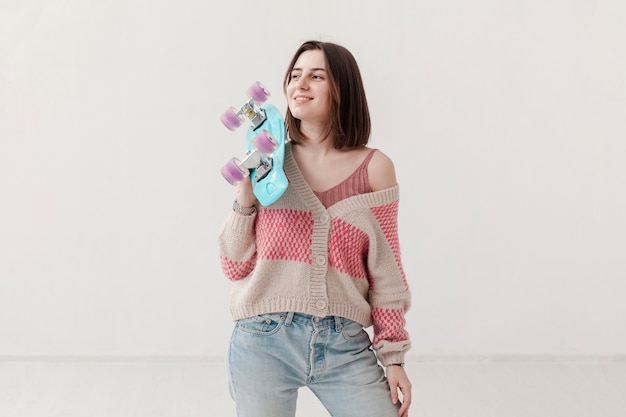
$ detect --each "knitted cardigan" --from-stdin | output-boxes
[218,143,411,366]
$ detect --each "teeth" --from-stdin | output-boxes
[295,97,311,101]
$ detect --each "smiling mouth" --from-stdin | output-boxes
[294,97,313,102]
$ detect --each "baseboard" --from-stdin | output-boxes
[0,354,224,363]
[406,354,626,363]
[1,354,625,363]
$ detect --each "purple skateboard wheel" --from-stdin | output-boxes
[246,82,270,105]
[251,130,279,157]
[220,107,243,131]
[221,158,248,185]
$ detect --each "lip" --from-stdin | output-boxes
[293,95,313,102]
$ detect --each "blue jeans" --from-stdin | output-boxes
[227,312,400,417]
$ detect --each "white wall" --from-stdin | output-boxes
[1,0,625,358]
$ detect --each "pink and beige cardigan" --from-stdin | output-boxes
[218,144,411,366]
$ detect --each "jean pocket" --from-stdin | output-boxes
[340,318,369,341]
[235,313,286,336]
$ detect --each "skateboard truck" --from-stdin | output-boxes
[220,82,271,132]
[232,149,273,182]
[239,101,266,130]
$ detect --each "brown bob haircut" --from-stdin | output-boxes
[283,41,371,149]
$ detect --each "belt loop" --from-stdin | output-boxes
[334,316,343,332]
[285,312,294,326]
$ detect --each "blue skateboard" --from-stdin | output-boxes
[220,82,288,206]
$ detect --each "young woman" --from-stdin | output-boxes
[219,40,412,417]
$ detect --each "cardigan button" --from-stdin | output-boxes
[315,255,327,266]
[315,300,327,310]
[319,213,330,224]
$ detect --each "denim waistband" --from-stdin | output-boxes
[284,312,345,332]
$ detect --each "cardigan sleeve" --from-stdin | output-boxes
[367,199,412,366]
[217,210,258,281]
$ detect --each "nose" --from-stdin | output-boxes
[294,76,309,90]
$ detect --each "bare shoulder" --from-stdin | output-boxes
[367,149,398,192]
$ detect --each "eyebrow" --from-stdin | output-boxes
[292,67,327,72]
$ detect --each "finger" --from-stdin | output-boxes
[398,397,409,417]
[398,386,411,417]
[397,395,406,416]
[390,386,399,404]
[388,379,399,404]
[402,384,412,405]
[236,178,257,207]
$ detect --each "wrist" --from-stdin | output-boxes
[232,200,256,216]
[388,362,405,367]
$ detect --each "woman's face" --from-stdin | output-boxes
[286,49,332,126]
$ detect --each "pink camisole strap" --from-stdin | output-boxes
[313,149,377,208]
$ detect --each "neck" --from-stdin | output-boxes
[299,120,333,143]
[291,136,338,163]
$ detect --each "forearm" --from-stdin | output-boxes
[218,210,257,281]
[370,292,411,366]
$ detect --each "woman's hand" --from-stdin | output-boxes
[386,365,412,417]
[236,176,257,208]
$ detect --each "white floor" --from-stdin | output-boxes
[1,358,625,417]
